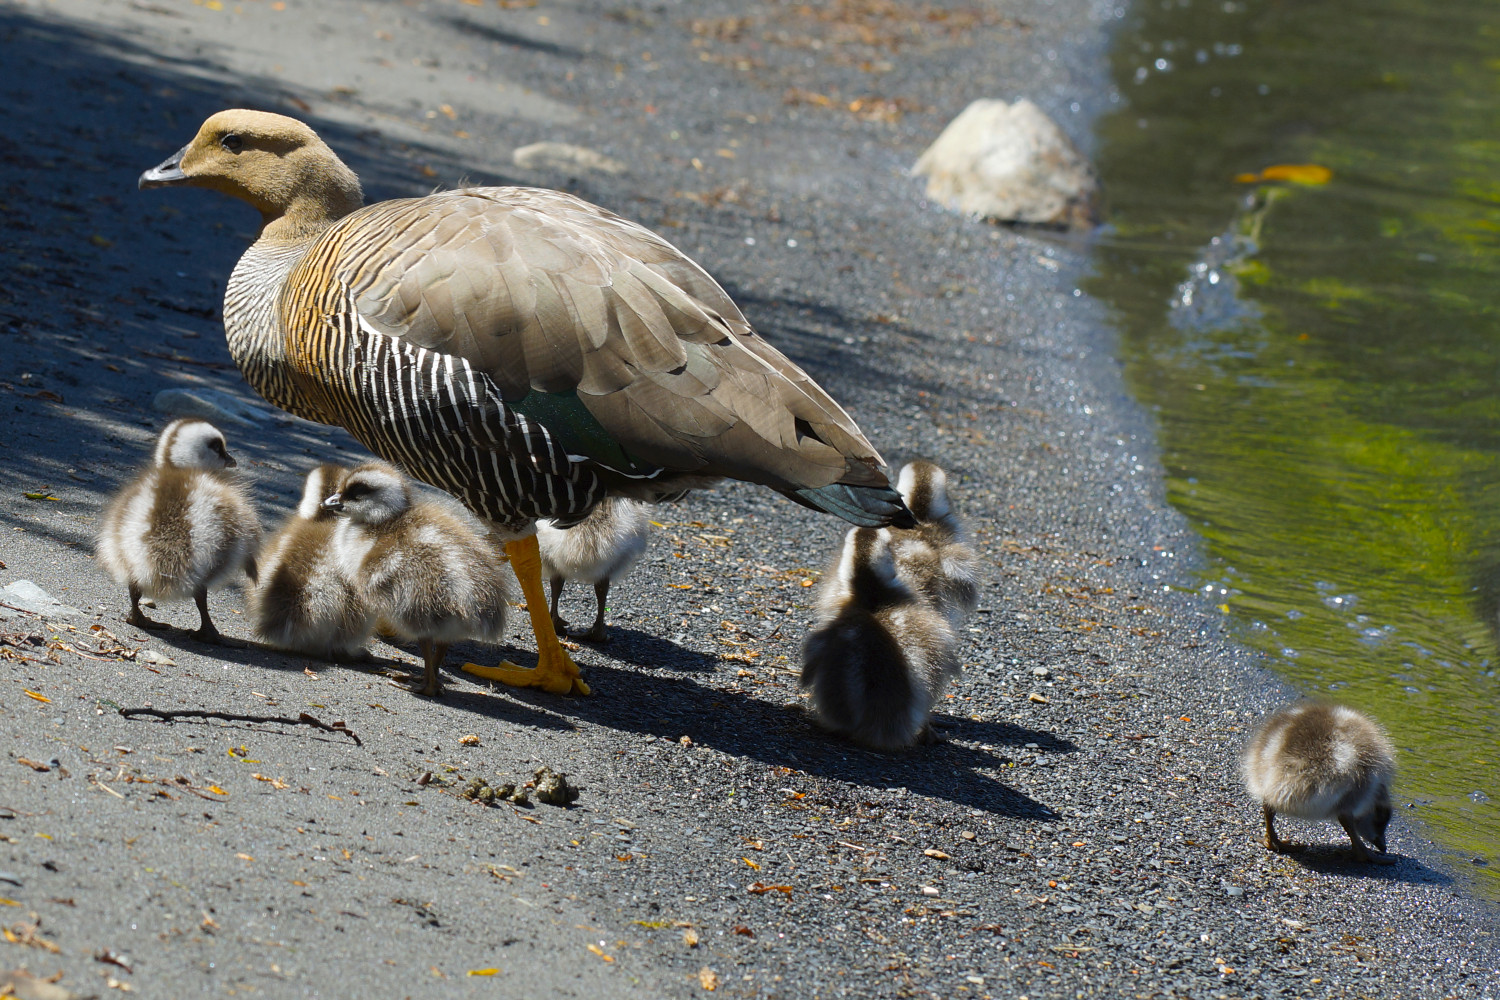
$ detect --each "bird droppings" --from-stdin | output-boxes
[531,767,580,807]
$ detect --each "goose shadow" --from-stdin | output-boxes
[444,658,1066,818]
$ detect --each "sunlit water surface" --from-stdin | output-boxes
[1087,0,1500,894]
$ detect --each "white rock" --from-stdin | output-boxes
[152,388,272,426]
[912,98,1099,228]
[0,579,82,617]
[512,141,627,176]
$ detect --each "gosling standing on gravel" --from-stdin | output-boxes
[801,527,959,750]
[1241,701,1397,864]
[248,464,375,660]
[536,498,651,642]
[321,462,512,697]
[96,419,260,643]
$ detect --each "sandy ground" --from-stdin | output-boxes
[0,0,1496,997]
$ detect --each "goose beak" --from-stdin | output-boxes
[222,452,238,469]
[320,493,344,513]
[139,142,191,189]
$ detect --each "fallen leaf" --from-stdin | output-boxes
[4,921,60,953]
[586,943,614,962]
[458,735,480,746]
[698,967,719,991]
[732,924,754,937]
[250,774,289,790]
[466,968,499,977]
[208,786,227,796]
[23,691,50,703]
[747,882,793,895]
[742,857,760,870]
[96,949,133,973]
[682,927,700,947]
[16,758,50,773]
[235,853,253,861]
[0,900,18,907]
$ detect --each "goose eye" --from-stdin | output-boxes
[220,134,244,153]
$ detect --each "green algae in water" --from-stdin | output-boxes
[1087,0,1500,892]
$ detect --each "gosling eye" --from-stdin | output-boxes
[220,133,244,153]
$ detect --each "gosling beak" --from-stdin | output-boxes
[222,452,238,469]
[320,494,344,513]
[139,142,191,189]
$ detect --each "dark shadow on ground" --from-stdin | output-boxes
[437,657,1064,818]
[1289,846,1455,888]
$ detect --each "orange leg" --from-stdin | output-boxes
[461,535,590,695]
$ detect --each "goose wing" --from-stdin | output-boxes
[304,187,889,492]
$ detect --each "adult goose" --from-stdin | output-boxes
[140,109,912,695]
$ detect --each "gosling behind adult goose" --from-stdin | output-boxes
[322,462,512,697]
[96,419,260,642]
[248,464,374,660]
[887,460,979,630]
[536,497,651,642]
[1241,701,1397,864]
[801,527,959,750]
[140,109,914,696]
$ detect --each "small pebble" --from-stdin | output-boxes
[1031,666,1051,678]
[1224,886,1245,897]
[920,886,940,897]
[959,831,976,841]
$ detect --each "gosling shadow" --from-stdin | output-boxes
[928,712,1079,753]
[1278,844,1454,888]
[455,658,1062,818]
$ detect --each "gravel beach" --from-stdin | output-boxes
[1,0,1496,997]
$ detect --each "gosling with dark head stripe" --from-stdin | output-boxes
[96,419,260,643]
[248,464,375,661]
[321,462,511,697]
[801,527,959,750]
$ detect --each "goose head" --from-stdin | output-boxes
[155,418,236,470]
[140,109,363,239]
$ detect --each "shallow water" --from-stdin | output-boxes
[1087,0,1500,892]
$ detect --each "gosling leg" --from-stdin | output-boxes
[548,575,570,635]
[126,584,170,631]
[1263,805,1303,853]
[580,579,611,644]
[416,638,449,698]
[189,587,224,644]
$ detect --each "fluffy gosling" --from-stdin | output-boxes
[248,464,375,661]
[1241,701,1397,864]
[536,498,651,642]
[96,419,260,643]
[321,462,510,696]
[801,527,959,750]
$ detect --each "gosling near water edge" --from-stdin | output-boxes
[536,498,651,642]
[801,527,959,750]
[1241,701,1397,864]
[322,462,511,697]
[95,419,260,643]
[248,464,375,661]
